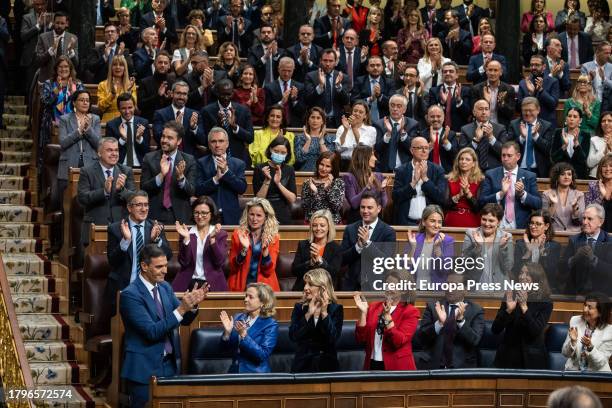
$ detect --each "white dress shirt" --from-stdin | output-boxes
[335,124,377,159]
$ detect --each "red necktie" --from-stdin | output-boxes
[162,156,172,208]
[433,130,441,165]
[332,17,338,48]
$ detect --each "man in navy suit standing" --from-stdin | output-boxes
[247,23,286,86]
[392,136,447,226]
[518,54,560,128]
[106,93,150,168]
[453,0,491,36]
[506,97,554,178]
[200,79,254,165]
[544,37,571,98]
[438,9,472,66]
[427,61,471,132]
[466,34,507,84]
[304,49,351,127]
[216,0,252,57]
[340,192,396,291]
[139,0,178,52]
[121,244,207,408]
[153,81,205,157]
[559,16,594,69]
[264,57,305,127]
[287,24,323,83]
[313,0,349,50]
[335,29,366,91]
[196,127,247,225]
[351,56,395,123]
[479,141,542,229]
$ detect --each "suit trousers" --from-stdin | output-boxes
[125,356,176,408]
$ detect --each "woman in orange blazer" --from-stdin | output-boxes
[354,271,419,370]
[228,198,281,292]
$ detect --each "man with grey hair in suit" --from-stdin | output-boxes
[34,11,78,82]
[77,137,136,246]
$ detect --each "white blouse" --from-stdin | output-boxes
[417,56,451,92]
[335,124,377,160]
[172,48,193,74]
[186,225,215,280]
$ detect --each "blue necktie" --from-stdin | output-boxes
[370,79,380,121]
[324,73,333,115]
[152,286,174,355]
[526,123,535,167]
[132,225,144,282]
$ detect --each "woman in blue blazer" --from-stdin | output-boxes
[220,283,278,373]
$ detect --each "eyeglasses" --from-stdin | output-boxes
[578,80,591,85]
[130,202,149,208]
[194,211,211,217]
[529,221,545,227]
[76,98,90,103]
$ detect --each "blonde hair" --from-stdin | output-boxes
[309,209,336,243]
[423,37,443,62]
[418,204,444,233]
[106,55,131,93]
[246,282,277,317]
[447,147,484,183]
[301,268,337,304]
[239,197,279,244]
[571,74,596,106]
[179,24,203,50]
[367,6,384,30]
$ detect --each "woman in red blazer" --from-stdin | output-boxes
[228,198,281,292]
[354,271,419,370]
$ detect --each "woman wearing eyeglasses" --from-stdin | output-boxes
[173,196,228,292]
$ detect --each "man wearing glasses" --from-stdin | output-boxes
[392,136,447,225]
[105,190,172,314]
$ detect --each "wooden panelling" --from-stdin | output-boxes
[498,393,525,407]
[185,401,233,408]
[452,392,496,407]
[285,397,328,408]
[237,399,281,408]
[363,394,405,408]
[333,397,357,408]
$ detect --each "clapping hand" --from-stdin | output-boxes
[262,165,272,180]
[209,224,222,245]
[104,174,114,194]
[115,173,127,191]
[160,154,171,177]
[273,166,282,184]
[357,225,369,248]
[175,160,186,181]
[238,229,250,251]
[505,290,517,313]
[220,310,234,335]
[455,302,467,321]
[515,178,525,197]
[179,282,209,314]
[150,220,164,241]
[434,301,447,324]
[175,221,190,241]
[234,320,248,339]
[569,326,578,345]
[189,112,199,130]
[120,219,131,241]
[353,292,369,314]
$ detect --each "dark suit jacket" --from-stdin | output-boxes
[420,127,464,173]
[77,162,135,243]
[105,116,151,166]
[216,15,252,57]
[521,32,545,68]
[427,84,472,132]
[559,231,612,296]
[139,11,178,51]
[478,166,542,229]
[35,30,79,81]
[551,129,591,179]
[105,218,173,310]
[133,47,155,80]
[466,53,508,84]
[339,219,396,290]
[291,240,342,291]
[84,44,133,83]
[420,6,444,37]
[392,161,447,225]
[544,58,571,98]
[336,46,366,89]
[137,73,175,121]
[20,10,51,67]
[195,154,247,225]
[453,3,491,34]
[559,32,594,67]
[438,28,472,65]
[373,116,419,172]
[417,300,485,369]
[247,43,287,87]
[506,117,554,178]
[350,75,395,121]
[289,302,343,372]
[58,112,101,181]
[517,76,560,127]
[120,277,196,383]
[491,300,553,369]
[304,69,351,127]
[460,121,507,172]
[0,16,7,92]
[400,89,428,127]
[603,82,612,114]
[514,240,562,293]
[140,150,197,223]
[182,69,227,111]
[264,79,305,127]
[152,105,206,157]
[313,14,350,49]
[97,0,116,24]
[287,42,323,83]
[470,81,516,128]
[200,102,254,164]
[173,229,229,292]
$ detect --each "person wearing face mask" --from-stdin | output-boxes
[417,273,484,369]
[291,209,341,290]
[137,51,175,122]
[354,270,419,371]
[219,283,279,373]
[405,204,455,285]
[228,198,281,292]
[253,136,297,225]
[562,292,612,372]
[289,268,343,372]
[551,107,591,179]
[250,106,295,166]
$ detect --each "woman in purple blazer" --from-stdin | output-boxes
[405,204,455,285]
[173,196,229,292]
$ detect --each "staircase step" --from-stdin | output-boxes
[3,113,30,127]
[4,104,27,115]
[18,314,71,341]
[0,128,30,139]
[0,162,30,176]
[25,340,77,362]
[13,294,68,314]
[0,222,35,238]
[8,275,67,296]
[0,189,29,204]
[5,95,25,105]
[0,138,34,152]
[0,176,28,190]
[4,253,49,275]
[0,151,32,163]
[30,362,89,385]
[0,237,47,253]
[6,125,28,132]
[31,385,100,408]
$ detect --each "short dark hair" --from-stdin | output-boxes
[566,106,583,118]
[321,48,338,61]
[140,244,167,266]
[128,190,148,205]
[442,60,459,72]
[264,105,287,129]
[259,22,275,33]
[54,11,69,20]
[597,111,612,136]
[481,203,503,221]
[191,195,218,224]
[71,89,90,104]
[216,78,234,91]
[265,136,292,164]
[549,162,577,189]
[155,50,171,61]
[361,190,381,206]
[584,292,612,329]
[163,121,184,140]
[116,92,135,109]
[501,140,520,153]
[315,151,340,179]
[104,22,117,30]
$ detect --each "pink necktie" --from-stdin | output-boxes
[569,37,578,69]
[163,157,172,209]
[504,171,515,223]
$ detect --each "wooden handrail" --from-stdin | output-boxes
[0,255,34,408]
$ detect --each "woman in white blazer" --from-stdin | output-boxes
[562,293,612,372]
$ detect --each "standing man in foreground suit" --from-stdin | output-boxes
[77,137,136,246]
[141,121,197,224]
[105,190,172,313]
[518,55,560,128]
[417,273,485,369]
[105,93,150,168]
[34,11,78,82]
[264,57,305,127]
[470,60,516,128]
[121,244,208,408]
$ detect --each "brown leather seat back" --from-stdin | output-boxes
[276,253,296,291]
[82,253,112,339]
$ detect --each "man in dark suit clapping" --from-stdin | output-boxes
[106,93,151,168]
[460,99,507,172]
[351,56,396,123]
[427,61,471,132]
[287,24,323,83]
[264,57,305,127]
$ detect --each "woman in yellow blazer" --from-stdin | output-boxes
[250,106,295,166]
[96,55,137,122]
